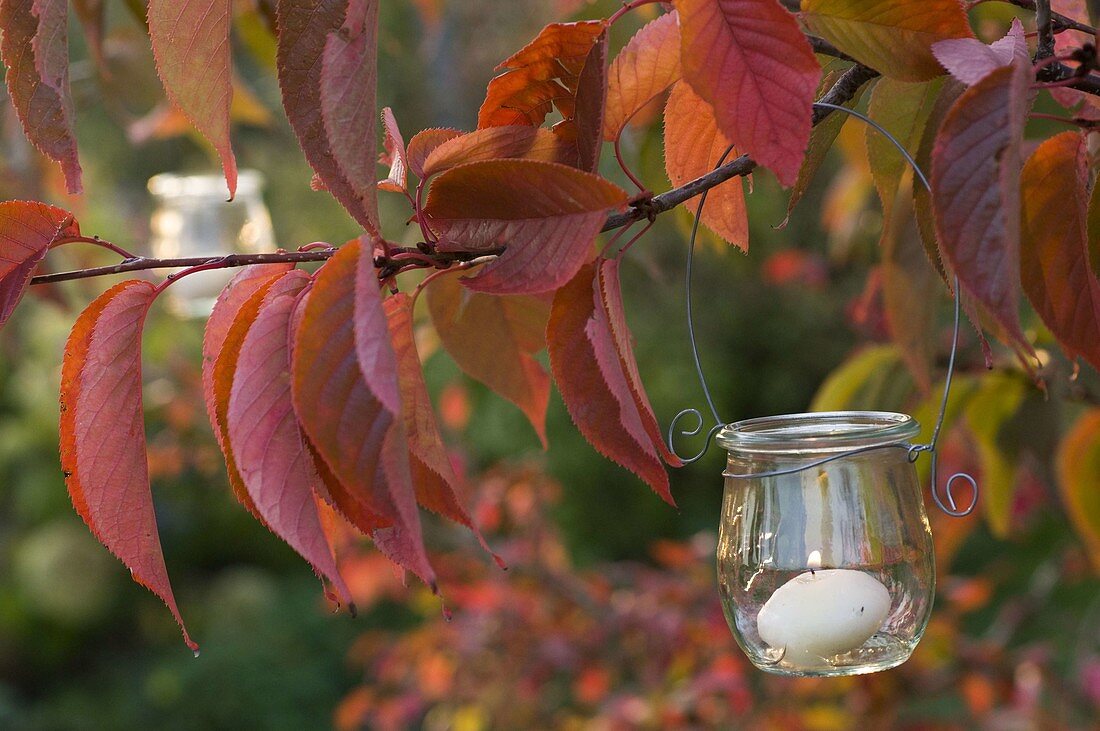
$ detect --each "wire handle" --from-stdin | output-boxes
[666,101,978,518]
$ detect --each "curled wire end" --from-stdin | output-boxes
[910,445,978,517]
[667,408,723,465]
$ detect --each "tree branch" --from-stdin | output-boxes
[32,64,879,288]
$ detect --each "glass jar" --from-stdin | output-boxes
[148,170,275,317]
[715,411,934,677]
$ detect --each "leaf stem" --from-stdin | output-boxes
[51,235,138,260]
[608,0,662,26]
[614,135,646,191]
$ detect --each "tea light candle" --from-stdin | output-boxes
[757,552,891,664]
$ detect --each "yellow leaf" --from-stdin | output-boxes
[1056,409,1100,572]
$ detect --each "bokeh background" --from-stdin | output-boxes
[0,0,1098,728]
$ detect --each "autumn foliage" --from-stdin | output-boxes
[1,0,1100,653]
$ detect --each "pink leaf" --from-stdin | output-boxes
[673,0,819,186]
[279,0,379,233]
[932,18,1027,86]
[378,107,408,193]
[0,200,79,329]
[148,0,237,197]
[384,293,501,566]
[227,269,353,605]
[0,0,83,192]
[292,240,434,587]
[547,261,676,505]
[424,159,628,295]
[931,61,1034,354]
[60,281,195,651]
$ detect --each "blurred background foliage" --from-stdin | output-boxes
[0,0,1097,728]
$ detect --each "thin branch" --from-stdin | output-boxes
[30,65,879,288]
[1004,0,1098,37]
[1035,0,1057,62]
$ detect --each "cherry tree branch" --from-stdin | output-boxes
[30,64,879,288]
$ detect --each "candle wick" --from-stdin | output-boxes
[810,568,816,577]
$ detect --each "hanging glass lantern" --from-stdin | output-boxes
[147,170,275,317]
[715,412,934,676]
[665,103,978,678]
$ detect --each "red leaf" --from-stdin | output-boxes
[547,261,676,504]
[478,20,606,127]
[60,281,195,651]
[279,0,379,233]
[1021,131,1100,371]
[203,264,294,519]
[424,159,628,294]
[596,258,683,469]
[663,81,748,250]
[932,18,1027,87]
[603,11,681,142]
[227,269,353,604]
[292,240,434,587]
[406,127,462,179]
[384,292,501,566]
[931,61,1034,354]
[0,200,79,328]
[377,107,408,193]
[674,0,819,186]
[425,271,551,446]
[0,0,83,192]
[421,126,569,179]
[148,0,237,197]
[556,27,607,172]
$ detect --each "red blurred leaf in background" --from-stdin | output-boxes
[1020,131,1100,371]
[547,260,676,504]
[0,0,83,192]
[60,280,196,650]
[674,0,818,186]
[424,159,628,294]
[280,0,380,233]
[227,269,353,605]
[148,0,237,197]
[931,61,1034,355]
[0,201,80,328]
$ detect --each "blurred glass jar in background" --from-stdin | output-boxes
[148,170,275,317]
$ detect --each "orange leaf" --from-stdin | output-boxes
[477,20,608,169]
[425,271,551,446]
[203,264,294,519]
[674,0,819,186]
[931,62,1034,356]
[407,128,462,179]
[148,0,237,196]
[425,159,627,294]
[1056,409,1100,572]
[384,292,502,566]
[663,81,748,250]
[547,261,676,504]
[60,280,195,651]
[226,269,353,604]
[603,11,681,142]
[801,0,974,82]
[0,201,80,329]
[1021,131,1100,371]
[421,126,568,179]
[292,240,434,587]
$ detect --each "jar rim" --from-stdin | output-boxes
[715,411,920,455]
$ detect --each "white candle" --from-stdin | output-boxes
[757,554,891,664]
